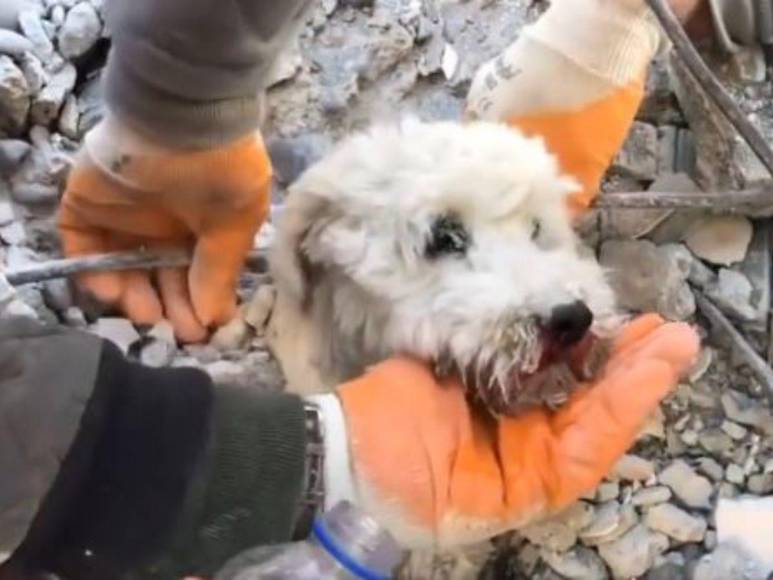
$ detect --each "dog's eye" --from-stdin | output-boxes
[530,219,542,241]
[425,214,470,259]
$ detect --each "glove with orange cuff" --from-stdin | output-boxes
[59,117,272,343]
[310,315,699,547]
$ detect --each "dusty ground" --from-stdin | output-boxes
[2,0,773,578]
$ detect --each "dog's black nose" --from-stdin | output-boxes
[546,301,593,346]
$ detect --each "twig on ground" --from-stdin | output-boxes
[645,0,773,179]
[695,293,773,397]
[5,249,269,286]
[597,185,773,216]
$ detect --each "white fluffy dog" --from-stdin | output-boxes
[267,118,617,416]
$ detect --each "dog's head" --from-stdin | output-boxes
[271,119,618,414]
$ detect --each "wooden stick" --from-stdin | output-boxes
[696,293,773,396]
[5,249,269,286]
[596,186,773,215]
[646,0,773,178]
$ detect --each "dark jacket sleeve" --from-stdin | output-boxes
[0,318,308,580]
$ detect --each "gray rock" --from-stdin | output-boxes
[0,30,33,57]
[521,518,577,553]
[633,486,673,507]
[0,196,14,225]
[599,240,695,320]
[58,93,78,138]
[0,55,30,136]
[645,503,707,543]
[91,318,140,355]
[706,269,756,321]
[140,338,176,368]
[0,138,30,173]
[687,257,716,289]
[30,62,76,125]
[645,561,686,580]
[266,134,332,188]
[10,181,58,204]
[645,173,702,245]
[596,481,620,503]
[597,524,669,579]
[42,278,73,312]
[720,421,747,441]
[63,306,87,328]
[725,464,745,485]
[721,390,773,434]
[0,0,34,30]
[684,216,753,267]
[659,460,713,509]
[612,121,658,181]
[58,2,101,59]
[18,9,55,63]
[746,473,773,494]
[611,454,656,482]
[540,547,609,580]
[18,52,47,94]
[699,428,733,456]
[579,501,637,546]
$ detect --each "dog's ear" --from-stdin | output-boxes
[270,190,338,309]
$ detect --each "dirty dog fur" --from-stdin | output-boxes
[268,119,617,400]
[266,118,618,578]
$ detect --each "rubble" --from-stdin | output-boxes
[90,317,140,355]
[597,524,668,579]
[684,216,753,266]
[658,460,713,509]
[0,55,30,136]
[58,2,101,59]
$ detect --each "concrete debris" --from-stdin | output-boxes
[644,503,707,543]
[597,524,668,580]
[658,460,713,509]
[600,240,695,320]
[611,121,658,181]
[0,56,30,136]
[521,518,577,553]
[18,9,57,64]
[684,216,753,267]
[57,2,101,59]
[632,485,672,507]
[30,62,76,125]
[540,546,609,580]
[611,454,655,482]
[579,502,637,547]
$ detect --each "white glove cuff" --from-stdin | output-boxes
[526,0,665,86]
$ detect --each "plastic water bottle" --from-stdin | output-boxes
[214,501,405,580]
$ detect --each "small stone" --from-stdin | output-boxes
[18,52,47,94]
[266,133,332,187]
[0,139,31,174]
[721,390,773,433]
[205,360,246,383]
[688,348,713,383]
[540,547,609,580]
[746,473,773,494]
[441,43,459,80]
[579,501,637,546]
[0,0,33,30]
[91,317,140,355]
[611,454,656,482]
[717,482,738,499]
[521,518,577,553]
[0,30,34,57]
[633,486,672,507]
[612,121,658,181]
[725,464,745,485]
[645,561,686,580]
[210,313,251,351]
[557,501,596,532]
[659,460,713,508]
[721,421,747,441]
[58,2,101,59]
[58,93,79,139]
[645,503,707,543]
[41,278,73,312]
[685,216,753,267]
[597,524,669,580]
[597,482,620,503]
[18,9,56,63]
[63,306,87,328]
[706,268,756,321]
[244,284,276,331]
[599,240,694,320]
[140,338,176,368]
[0,56,30,136]
[688,257,717,289]
[30,62,76,125]
[699,428,733,456]
[681,430,698,446]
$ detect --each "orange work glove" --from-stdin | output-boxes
[58,117,272,343]
[324,315,698,547]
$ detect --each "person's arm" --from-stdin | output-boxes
[0,317,309,580]
[465,0,667,216]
